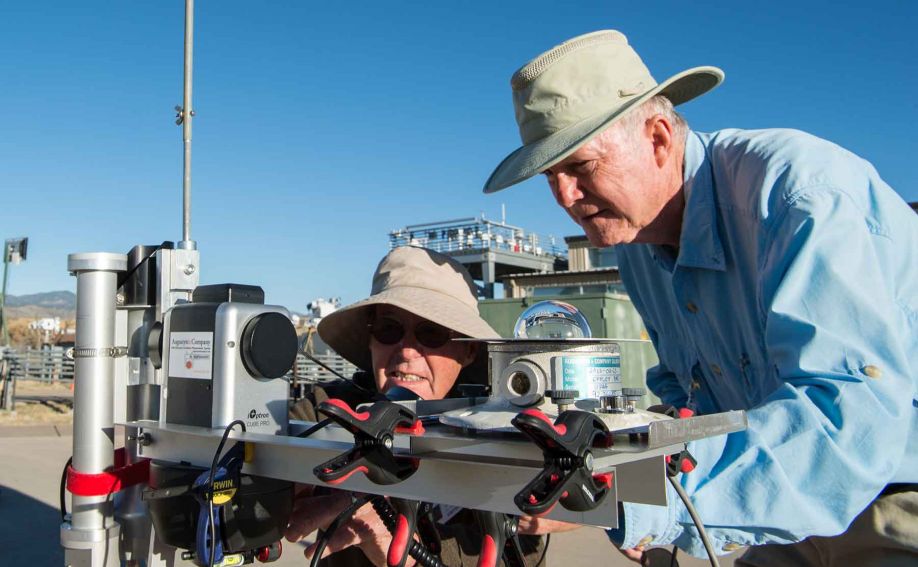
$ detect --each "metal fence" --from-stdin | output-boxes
[0,346,74,383]
[289,352,358,401]
[0,346,356,407]
[0,347,353,384]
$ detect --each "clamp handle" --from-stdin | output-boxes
[511,409,612,516]
[194,503,225,567]
[474,510,523,567]
[387,498,420,567]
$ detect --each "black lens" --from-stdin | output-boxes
[369,318,405,345]
[414,321,453,349]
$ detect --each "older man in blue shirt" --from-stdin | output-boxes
[484,30,917,565]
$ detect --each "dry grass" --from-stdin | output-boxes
[0,381,73,426]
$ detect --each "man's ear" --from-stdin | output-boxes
[649,114,675,168]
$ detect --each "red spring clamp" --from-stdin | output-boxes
[511,409,613,516]
[648,404,698,477]
[313,399,424,486]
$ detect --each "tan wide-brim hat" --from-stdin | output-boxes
[317,246,499,373]
[484,30,723,193]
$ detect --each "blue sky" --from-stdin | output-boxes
[1,1,915,310]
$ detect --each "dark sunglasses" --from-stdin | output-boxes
[368,317,456,349]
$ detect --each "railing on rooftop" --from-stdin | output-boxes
[388,216,567,259]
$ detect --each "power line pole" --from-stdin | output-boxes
[1,237,29,346]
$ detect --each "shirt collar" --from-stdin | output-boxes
[672,131,725,271]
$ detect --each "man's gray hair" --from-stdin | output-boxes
[613,95,688,144]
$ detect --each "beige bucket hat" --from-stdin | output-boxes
[484,30,723,193]
[317,246,499,373]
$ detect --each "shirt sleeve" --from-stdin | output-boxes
[609,187,916,557]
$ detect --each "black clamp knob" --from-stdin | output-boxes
[544,389,579,402]
[621,387,646,399]
[313,399,424,486]
[511,409,613,516]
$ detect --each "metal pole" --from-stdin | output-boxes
[178,0,196,251]
[0,245,9,346]
[61,252,126,567]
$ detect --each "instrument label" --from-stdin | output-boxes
[557,355,621,398]
[168,331,214,379]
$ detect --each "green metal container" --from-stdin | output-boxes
[478,293,660,407]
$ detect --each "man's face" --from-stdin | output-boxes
[369,305,476,400]
[543,119,675,247]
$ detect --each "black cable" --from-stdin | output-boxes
[298,348,378,396]
[309,493,376,567]
[370,498,445,567]
[667,475,719,567]
[297,418,332,438]
[670,546,679,567]
[59,456,72,521]
[534,533,551,567]
[207,420,247,567]
[300,350,349,382]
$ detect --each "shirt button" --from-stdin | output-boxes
[710,364,722,376]
[686,302,699,313]
[691,380,702,391]
[863,365,882,379]
[723,542,742,552]
[637,535,654,547]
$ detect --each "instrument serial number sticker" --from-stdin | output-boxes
[168,332,214,379]
[559,355,621,398]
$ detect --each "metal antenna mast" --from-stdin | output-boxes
[177,0,196,250]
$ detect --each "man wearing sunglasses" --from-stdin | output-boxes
[285,246,552,566]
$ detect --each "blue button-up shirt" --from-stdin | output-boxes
[608,128,918,557]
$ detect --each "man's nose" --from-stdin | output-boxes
[552,172,583,208]
[394,334,423,358]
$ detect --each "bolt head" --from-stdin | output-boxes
[583,451,594,471]
[183,264,196,275]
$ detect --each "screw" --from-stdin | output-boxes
[583,451,594,471]
[227,341,235,348]
[183,264,196,275]
[115,293,125,306]
[128,432,152,446]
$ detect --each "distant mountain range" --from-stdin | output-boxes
[4,291,76,319]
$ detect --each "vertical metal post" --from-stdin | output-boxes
[61,252,126,567]
[1,244,9,346]
[178,0,196,251]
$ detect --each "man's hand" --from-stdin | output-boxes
[616,545,645,563]
[284,488,401,565]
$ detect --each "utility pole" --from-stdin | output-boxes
[1,237,29,346]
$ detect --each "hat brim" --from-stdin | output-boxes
[317,287,499,373]
[483,66,724,193]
